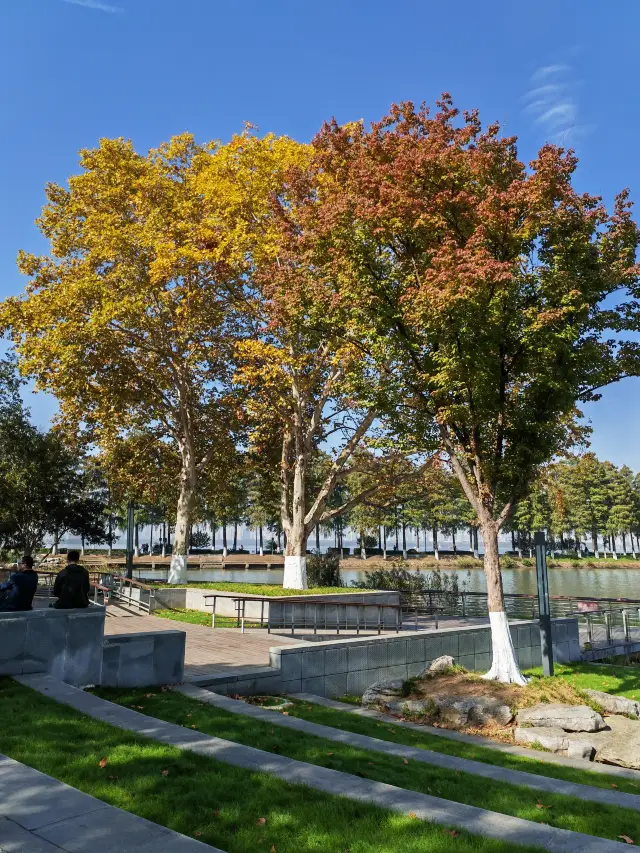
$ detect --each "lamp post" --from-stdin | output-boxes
[126,499,135,579]
[534,530,554,676]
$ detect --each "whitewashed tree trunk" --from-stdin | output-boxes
[360,528,367,560]
[382,526,387,560]
[168,441,197,585]
[259,526,264,556]
[481,521,526,686]
[433,525,439,561]
[283,449,308,589]
[222,525,228,557]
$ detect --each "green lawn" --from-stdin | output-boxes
[153,608,261,629]
[93,684,640,842]
[530,662,640,702]
[0,679,544,853]
[155,582,355,595]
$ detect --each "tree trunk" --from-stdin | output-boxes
[52,531,59,556]
[233,522,238,552]
[161,522,166,558]
[382,526,387,560]
[592,530,599,559]
[315,523,320,552]
[452,528,457,553]
[168,443,197,584]
[222,523,228,557]
[81,534,85,556]
[134,522,139,558]
[611,534,618,559]
[622,532,627,555]
[401,515,407,559]
[360,527,367,560]
[481,520,526,685]
[472,526,479,559]
[211,522,216,550]
[259,526,264,555]
[416,526,420,553]
[433,525,439,561]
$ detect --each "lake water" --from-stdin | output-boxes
[133,564,640,601]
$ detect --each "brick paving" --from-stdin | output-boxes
[103,610,302,679]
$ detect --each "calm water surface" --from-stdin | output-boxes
[134,565,640,600]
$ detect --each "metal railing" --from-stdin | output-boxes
[401,589,640,621]
[108,575,156,614]
[579,606,640,650]
[203,594,404,635]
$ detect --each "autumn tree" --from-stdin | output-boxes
[1,134,241,583]
[310,97,640,682]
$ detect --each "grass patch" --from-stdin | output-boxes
[530,662,640,702]
[154,582,356,596]
[288,693,640,795]
[93,685,640,842]
[0,678,544,853]
[153,608,261,629]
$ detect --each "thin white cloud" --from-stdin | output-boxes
[532,64,570,81]
[523,63,593,144]
[61,0,123,13]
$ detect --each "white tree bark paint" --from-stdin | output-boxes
[168,554,187,585]
[482,611,528,686]
[283,555,307,590]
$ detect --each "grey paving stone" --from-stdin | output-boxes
[458,632,475,657]
[36,805,174,852]
[0,817,64,852]
[324,646,348,674]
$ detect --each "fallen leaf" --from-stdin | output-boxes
[187,713,192,718]
[402,759,409,765]
[144,693,153,698]
[194,831,202,837]
[282,711,289,716]
[161,769,169,776]
[535,802,552,810]
[611,783,619,789]
[444,829,460,838]
[408,812,417,819]
[270,846,276,852]
[326,752,334,756]
[257,817,266,826]
[191,725,197,729]
[211,809,220,818]
[618,836,635,845]
[98,757,108,769]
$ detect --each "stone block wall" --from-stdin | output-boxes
[201,617,581,699]
[0,607,105,686]
[101,630,185,687]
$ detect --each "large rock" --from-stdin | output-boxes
[515,726,568,752]
[385,693,512,727]
[517,703,606,733]
[566,738,596,761]
[594,715,640,769]
[583,689,640,719]
[427,655,455,674]
[362,678,405,707]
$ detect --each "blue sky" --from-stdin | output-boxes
[1,0,639,467]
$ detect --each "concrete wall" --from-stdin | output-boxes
[150,587,401,628]
[201,617,581,699]
[101,630,185,687]
[0,607,105,686]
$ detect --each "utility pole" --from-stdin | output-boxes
[126,499,135,579]
[534,530,554,676]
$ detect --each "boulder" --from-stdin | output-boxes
[583,689,640,719]
[427,655,455,674]
[362,678,405,707]
[386,698,434,717]
[385,694,512,727]
[594,715,640,769]
[517,703,606,733]
[566,738,596,761]
[515,726,568,752]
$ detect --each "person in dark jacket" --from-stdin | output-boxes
[52,551,90,609]
[0,555,39,611]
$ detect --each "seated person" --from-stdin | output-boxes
[0,555,39,611]
[52,550,90,609]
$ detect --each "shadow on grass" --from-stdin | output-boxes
[0,679,544,853]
